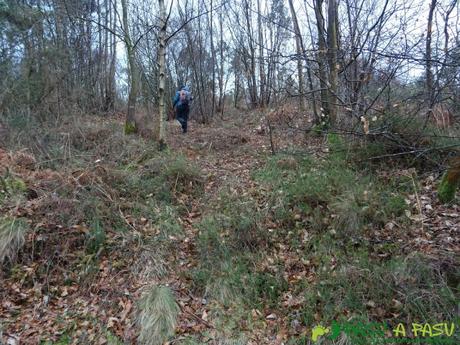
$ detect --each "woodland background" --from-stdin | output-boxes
[0,0,459,344]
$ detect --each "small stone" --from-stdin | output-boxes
[266,313,277,320]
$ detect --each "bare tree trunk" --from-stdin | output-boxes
[217,7,225,112]
[234,65,241,108]
[288,0,305,111]
[327,0,338,125]
[426,0,437,115]
[157,0,167,149]
[107,0,117,111]
[257,0,266,107]
[345,0,359,118]
[121,0,139,134]
[209,0,216,118]
[244,0,258,108]
[314,0,330,125]
[303,3,320,122]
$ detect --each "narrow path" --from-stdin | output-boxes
[162,121,270,342]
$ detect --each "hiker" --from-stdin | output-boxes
[173,86,192,133]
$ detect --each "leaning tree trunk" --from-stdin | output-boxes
[157,0,167,149]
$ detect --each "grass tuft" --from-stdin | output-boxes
[137,285,179,345]
[135,249,168,280]
[0,217,29,264]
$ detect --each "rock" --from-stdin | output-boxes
[266,313,277,320]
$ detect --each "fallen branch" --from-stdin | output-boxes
[177,303,215,329]
[365,143,460,161]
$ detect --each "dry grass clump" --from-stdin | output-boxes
[137,285,179,345]
[134,248,168,281]
[0,217,29,265]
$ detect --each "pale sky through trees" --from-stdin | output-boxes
[114,0,459,100]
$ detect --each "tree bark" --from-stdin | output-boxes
[426,0,437,114]
[244,0,258,108]
[327,0,338,125]
[288,0,305,111]
[209,0,216,118]
[121,0,139,134]
[157,0,167,149]
[257,0,266,107]
[217,7,225,112]
[314,0,330,125]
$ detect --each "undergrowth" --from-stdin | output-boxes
[340,112,460,169]
[1,115,204,342]
[2,112,458,343]
[259,142,457,341]
[190,134,458,343]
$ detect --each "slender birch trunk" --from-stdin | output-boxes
[157,0,167,149]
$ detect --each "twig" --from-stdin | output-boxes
[406,171,424,231]
[173,173,179,194]
[119,206,137,231]
[365,144,460,161]
[177,303,214,329]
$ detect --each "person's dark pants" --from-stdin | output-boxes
[177,112,189,133]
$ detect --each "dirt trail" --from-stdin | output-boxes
[159,121,270,342]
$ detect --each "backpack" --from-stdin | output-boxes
[176,90,190,113]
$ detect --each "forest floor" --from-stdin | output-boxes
[0,113,459,345]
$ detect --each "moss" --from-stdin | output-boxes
[0,176,27,205]
[438,171,459,203]
[10,178,27,192]
[124,121,137,135]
